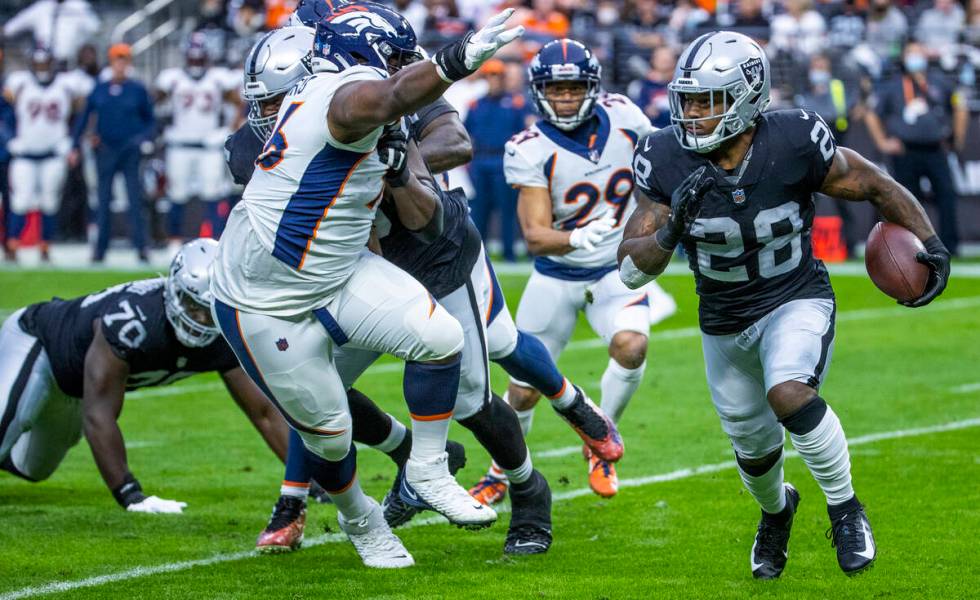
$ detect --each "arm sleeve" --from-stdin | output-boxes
[503,141,547,188]
[3,4,38,37]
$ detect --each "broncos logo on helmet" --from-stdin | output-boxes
[311,6,399,73]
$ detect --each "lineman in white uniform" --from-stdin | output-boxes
[3,48,85,261]
[210,9,524,568]
[155,41,238,244]
[502,39,673,498]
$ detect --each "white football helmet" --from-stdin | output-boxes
[242,26,315,140]
[668,31,771,153]
[164,238,220,348]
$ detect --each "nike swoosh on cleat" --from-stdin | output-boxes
[512,540,547,549]
[855,521,876,560]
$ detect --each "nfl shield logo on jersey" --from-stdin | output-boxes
[276,338,289,352]
[732,188,747,205]
[589,149,600,163]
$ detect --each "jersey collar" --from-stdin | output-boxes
[536,105,611,164]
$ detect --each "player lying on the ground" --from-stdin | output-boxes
[0,239,290,513]
[474,38,672,501]
[210,8,524,568]
[229,8,611,556]
[618,31,950,578]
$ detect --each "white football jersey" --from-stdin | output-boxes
[211,66,388,316]
[156,67,235,144]
[504,93,656,269]
[4,71,83,155]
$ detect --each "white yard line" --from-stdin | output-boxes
[950,382,980,394]
[2,416,978,600]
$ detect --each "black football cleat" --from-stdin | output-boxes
[504,470,552,555]
[827,498,876,576]
[751,483,800,580]
[382,439,466,528]
[553,387,623,462]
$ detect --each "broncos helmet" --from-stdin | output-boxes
[311,6,400,74]
[288,0,348,27]
[164,238,221,348]
[357,1,423,73]
[668,31,771,153]
[528,39,602,131]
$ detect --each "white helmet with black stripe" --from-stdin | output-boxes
[668,31,771,153]
[242,26,315,140]
[164,238,221,348]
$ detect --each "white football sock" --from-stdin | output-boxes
[515,407,535,437]
[600,358,645,424]
[328,476,375,522]
[789,405,854,505]
[503,454,533,485]
[280,481,310,501]
[737,454,787,515]
[548,378,577,410]
[486,461,508,483]
[409,416,451,464]
[373,414,407,454]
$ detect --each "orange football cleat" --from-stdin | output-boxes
[469,475,509,506]
[256,495,306,554]
[555,388,624,462]
[584,446,619,498]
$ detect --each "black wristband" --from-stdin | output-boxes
[654,226,682,252]
[385,167,410,188]
[112,473,146,507]
[433,32,475,82]
[922,235,949,256]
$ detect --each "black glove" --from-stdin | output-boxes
[377,121,409,187]
[901,235,950,307]
[654,165,714,251]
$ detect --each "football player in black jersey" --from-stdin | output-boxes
[0,239,291,513]
[619,32,950,578]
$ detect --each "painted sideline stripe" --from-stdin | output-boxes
[489,261,980,279]
[2,416,977,600]
[126,295,980,401]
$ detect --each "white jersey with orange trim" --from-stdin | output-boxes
[3,71,83,155]
[210,66,389,316]
[503,93,655,269]
[156,67,235,145]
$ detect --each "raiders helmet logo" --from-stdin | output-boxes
[739,57,765,92]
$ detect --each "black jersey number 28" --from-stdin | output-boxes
[691,202,805,282]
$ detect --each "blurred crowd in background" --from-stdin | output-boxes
[0,0,977,264]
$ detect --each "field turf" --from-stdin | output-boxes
[1,264,978,599]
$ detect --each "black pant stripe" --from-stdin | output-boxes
[463,279,492,411]
[807,304,837,389]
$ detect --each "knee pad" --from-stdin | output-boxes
[725,419,785,461]
[297,428,353,463]
[486,311,518,360]
[406,302,464,360]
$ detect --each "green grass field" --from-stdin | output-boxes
[1,264,978,599]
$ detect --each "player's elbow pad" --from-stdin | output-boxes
[619,255,657,290]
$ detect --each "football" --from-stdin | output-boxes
[865,222,930,302]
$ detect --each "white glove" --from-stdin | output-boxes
[431,9,525,82]
[127,495,187,514]
[569,217,615,252]
[463,9,525,71]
